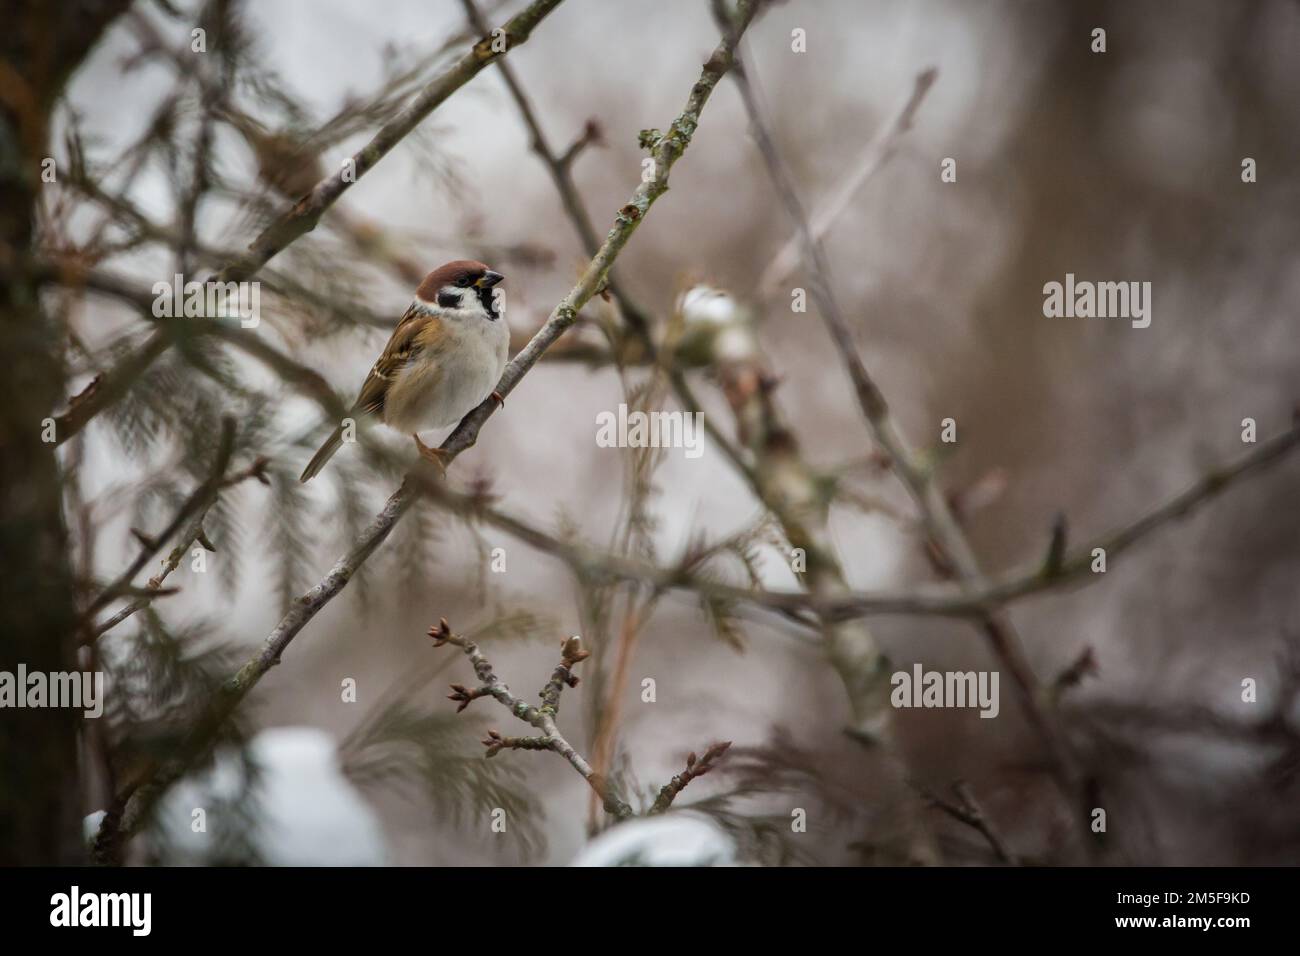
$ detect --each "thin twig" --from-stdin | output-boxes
[757,67,937,298]
[918,780,1018,864]
[649,741,732,814]
[80,417,236,621]
[432,621,632,817]
[88,456,270,642]
[213,0,565,286]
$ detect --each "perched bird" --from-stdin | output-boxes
[300,260,508,482]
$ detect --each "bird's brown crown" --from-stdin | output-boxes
[416,260,493,300]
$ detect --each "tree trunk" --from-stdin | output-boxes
[0,0,133,866]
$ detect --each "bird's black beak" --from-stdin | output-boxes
[475,270,504,289]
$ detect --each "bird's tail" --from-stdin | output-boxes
[299,425,345,483]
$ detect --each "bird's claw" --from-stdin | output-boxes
[413,434,448,476]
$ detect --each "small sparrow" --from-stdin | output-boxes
[299,260,508,482]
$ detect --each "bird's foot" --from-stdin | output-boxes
[412,434,448,477]
[491,390,505,409]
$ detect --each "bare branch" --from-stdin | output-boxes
[431,621,631,818]
[213,0,566,285]
[757,67,937,298]
[539,635,590,717]
[649,741,732,814]
[825,422,1300,620]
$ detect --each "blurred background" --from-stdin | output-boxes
[4,0,1299,866]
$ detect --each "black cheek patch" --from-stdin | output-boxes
[437,290,460,309]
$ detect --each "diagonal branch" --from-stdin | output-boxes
[212,0,565,285]
[88,456,270,642]
[649,741,732,814]
[463,0,753,476]
[461,0,762,827]
[757,67,937,298]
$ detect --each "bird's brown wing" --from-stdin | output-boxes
[352,302,433,419]
[301,303,440,482]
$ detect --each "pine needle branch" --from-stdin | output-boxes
[81,417,236,623]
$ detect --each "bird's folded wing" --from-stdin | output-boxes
[352,302,436,416]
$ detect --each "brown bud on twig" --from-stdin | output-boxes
[448,682,488,713]
[695,741,731,776]
[428,617,453,647]
[560,636,591,667]
[649,740,733,814]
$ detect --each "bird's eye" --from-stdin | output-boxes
[456,276,471,287]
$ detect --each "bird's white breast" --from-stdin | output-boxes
[383,301,509,433]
